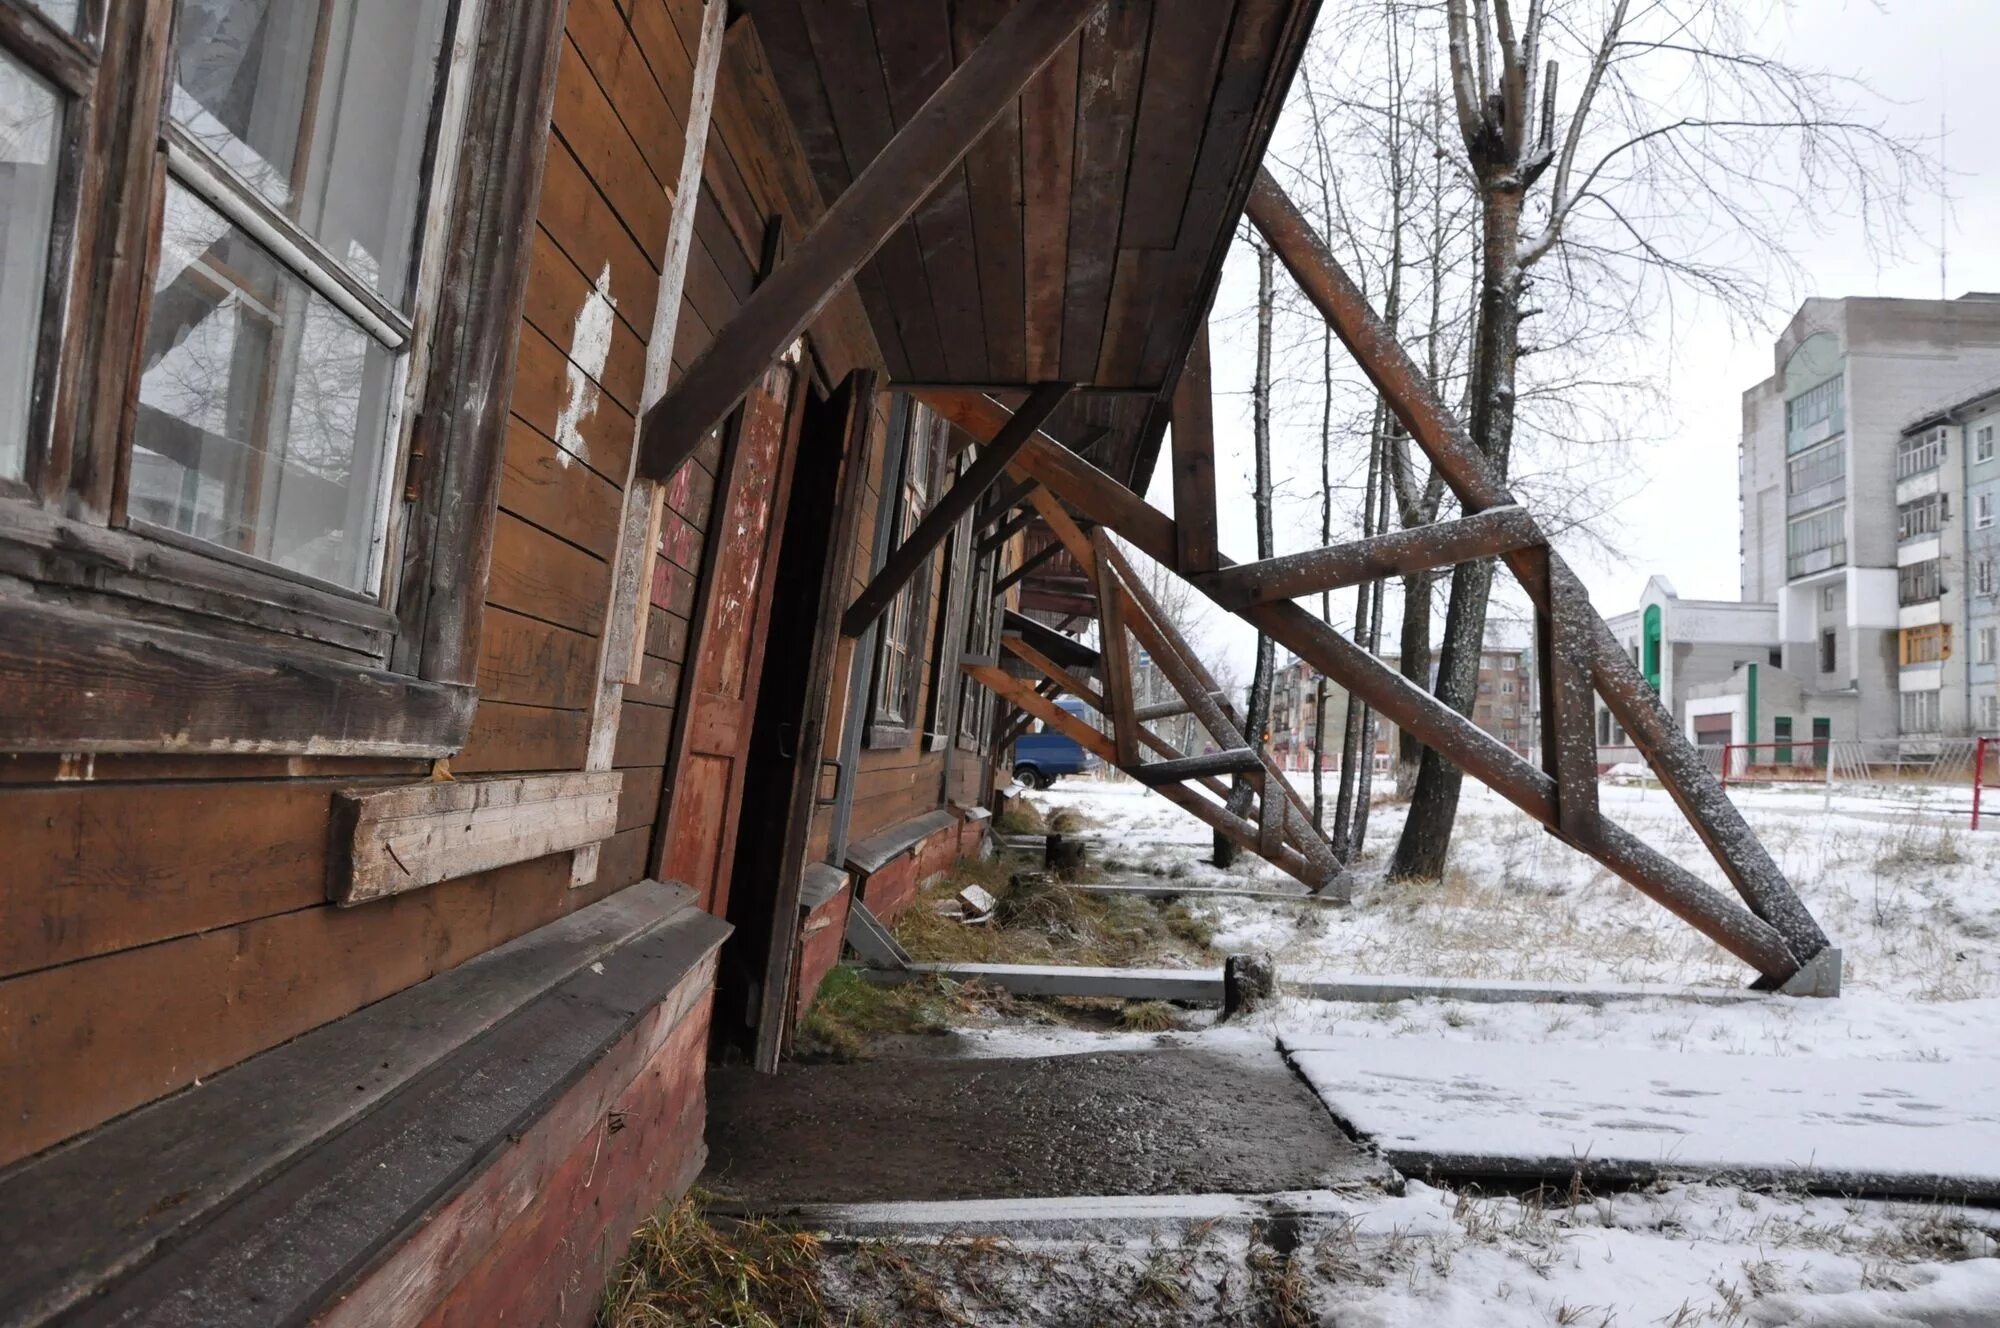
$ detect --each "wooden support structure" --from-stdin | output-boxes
[636,0,1104,479]
[1128,749,1262,787]
[841,382,1070,637]
[1089,527,1141,765]
[1003,609,1098,671]
[1195,506,1540,610]
[993,539,1064,598]
[979,505,1044,554]
[967,662,1324,889]
[1243,168,1830,972]
[1169,324,1219,574]
[922,389,1807,982]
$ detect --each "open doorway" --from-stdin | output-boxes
[711,372,872,1064]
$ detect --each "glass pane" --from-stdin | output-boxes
[168,0,454,307]
[26,1,82,32]
[0,53,63,482]
[130,181,400,593]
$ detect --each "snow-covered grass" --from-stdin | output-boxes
[912,773,2000,1325]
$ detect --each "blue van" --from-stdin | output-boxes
[1011,697,1102,789]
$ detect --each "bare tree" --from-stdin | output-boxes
[1385,0,1934,879]
[1218,241,1281,868]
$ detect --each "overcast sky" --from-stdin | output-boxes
[1154,0,2000,683]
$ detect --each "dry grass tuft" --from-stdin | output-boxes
[1047,805,1092,836]
[1118,999,1184,1031]
[793,968,960,1062]
[598,1191,827,1328]
[993,798,1047,835]
[892,862,1218,970]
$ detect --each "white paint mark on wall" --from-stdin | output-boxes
[554,262,618,468]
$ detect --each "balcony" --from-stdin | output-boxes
[1897,428,1946,481]
[1788,542,1847,580]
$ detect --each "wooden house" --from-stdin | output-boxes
[0,1,1327,1322]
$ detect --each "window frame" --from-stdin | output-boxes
[0,0,565,757]
[1977,493,1995,531]
[866,396,944,749]
[1978,425,1996,465]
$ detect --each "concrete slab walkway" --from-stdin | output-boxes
[1284,1032,2000,1199]
[704,1045,1395,1208]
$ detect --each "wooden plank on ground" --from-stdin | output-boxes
[331,773,624,905]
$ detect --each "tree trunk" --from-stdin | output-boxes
[1218,244,1279,867]
[1390,185,1525,881]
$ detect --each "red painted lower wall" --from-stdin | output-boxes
[318,964,718,1328]
[791,885,851,1025]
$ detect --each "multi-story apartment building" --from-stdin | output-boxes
[1267,655,1351,771]
[1739,294,2000,744]
[1900,385,2000,736]
[1367,645,1534,758]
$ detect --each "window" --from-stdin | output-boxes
[1897,493,1948,542]
[1978,493,1995,531]
[1981,560,1998,597]
[1501,656,1516,671]
[1819,629,1838,674]
[958,548,1001,745]
[1500,704,1514,718]
[1478,680,1493,694]
[0,2,538,756]
[1900,624,1951,667]
[1899,559,1943,607]
[1982,694,2000,731]
[1768,646,1783,667]
[1786,441,1844,499]
[1977,627,1997,667]
[1500,678,1515,695]
[1784,374,1845,455]
[1897,426,1947,479]
[1786,505,1846,579]
[1978,425,1996,464]
[1820,584,1838,613]
[870,399,946,743]
[1900,689,1941,735]
[1597,709,1611,745]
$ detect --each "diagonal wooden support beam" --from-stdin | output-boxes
[921,391,1803,981]
[1003,609,1098,672]
[969,663,1324,890]
[1196,506,1540,611]
[980,507,1039,553]
[1128,749,1264,786]
[1244,168,1829,969]
[999,635,1233,802]
[1533,551,1602,842]
[1017,487,1345,894]
[993,539,1065,598]
[842,383,1071,638]
[1170,324,1219,573]
[635,0,1103,479]
[1090,528,1141,766]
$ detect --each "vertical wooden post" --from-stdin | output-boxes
[572,0,727,888]
[1170,324,1219,573]
[1090,529,1141,766]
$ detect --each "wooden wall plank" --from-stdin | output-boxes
[1020,31,1078,379]
[510,325,639,484]
[331,773,623,905]
[796,0,948,380]
[456,703,590,774]
[475,607,599,711]
[499,418,623,562]
[954,0,1028,384]
[565,0,689,189]
[0,851,598,1169]
[521,229,648,413]
[550,34,670,261]
[1059,0,1149,384]
[535,140,662,341]
[486,512,614,637]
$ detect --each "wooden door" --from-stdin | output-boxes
[660,360,805,916]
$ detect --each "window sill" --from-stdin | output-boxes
[0,597,475,757]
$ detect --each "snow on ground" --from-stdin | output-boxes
[950,773,2000,1325]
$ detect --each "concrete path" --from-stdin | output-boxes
[1284,1032,2000,1199]
[704,1045,1396,1207]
